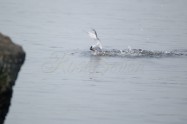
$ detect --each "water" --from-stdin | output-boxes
[1,0,187,124]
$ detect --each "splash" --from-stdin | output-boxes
[90,49,187,58]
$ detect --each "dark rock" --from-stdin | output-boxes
[0,33,25,124]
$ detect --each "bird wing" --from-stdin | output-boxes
[88,31,97,40]
[92,40,102,50]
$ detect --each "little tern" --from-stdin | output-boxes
[88,29,102,51]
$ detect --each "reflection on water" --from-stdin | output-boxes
[1,0,187,124]
[41,50,145,75]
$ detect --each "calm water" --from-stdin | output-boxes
[1,0,187,124]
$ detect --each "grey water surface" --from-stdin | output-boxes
[0,0,187,124]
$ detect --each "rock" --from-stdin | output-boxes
[0,33,25,124]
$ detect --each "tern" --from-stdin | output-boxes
[88,29,102,51]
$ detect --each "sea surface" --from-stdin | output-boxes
[0,0,187,124]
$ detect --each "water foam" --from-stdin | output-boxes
[90,49,187,58]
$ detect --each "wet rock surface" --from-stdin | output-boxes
[0,33,25,124]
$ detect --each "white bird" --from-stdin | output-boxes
[88,29,102,51]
